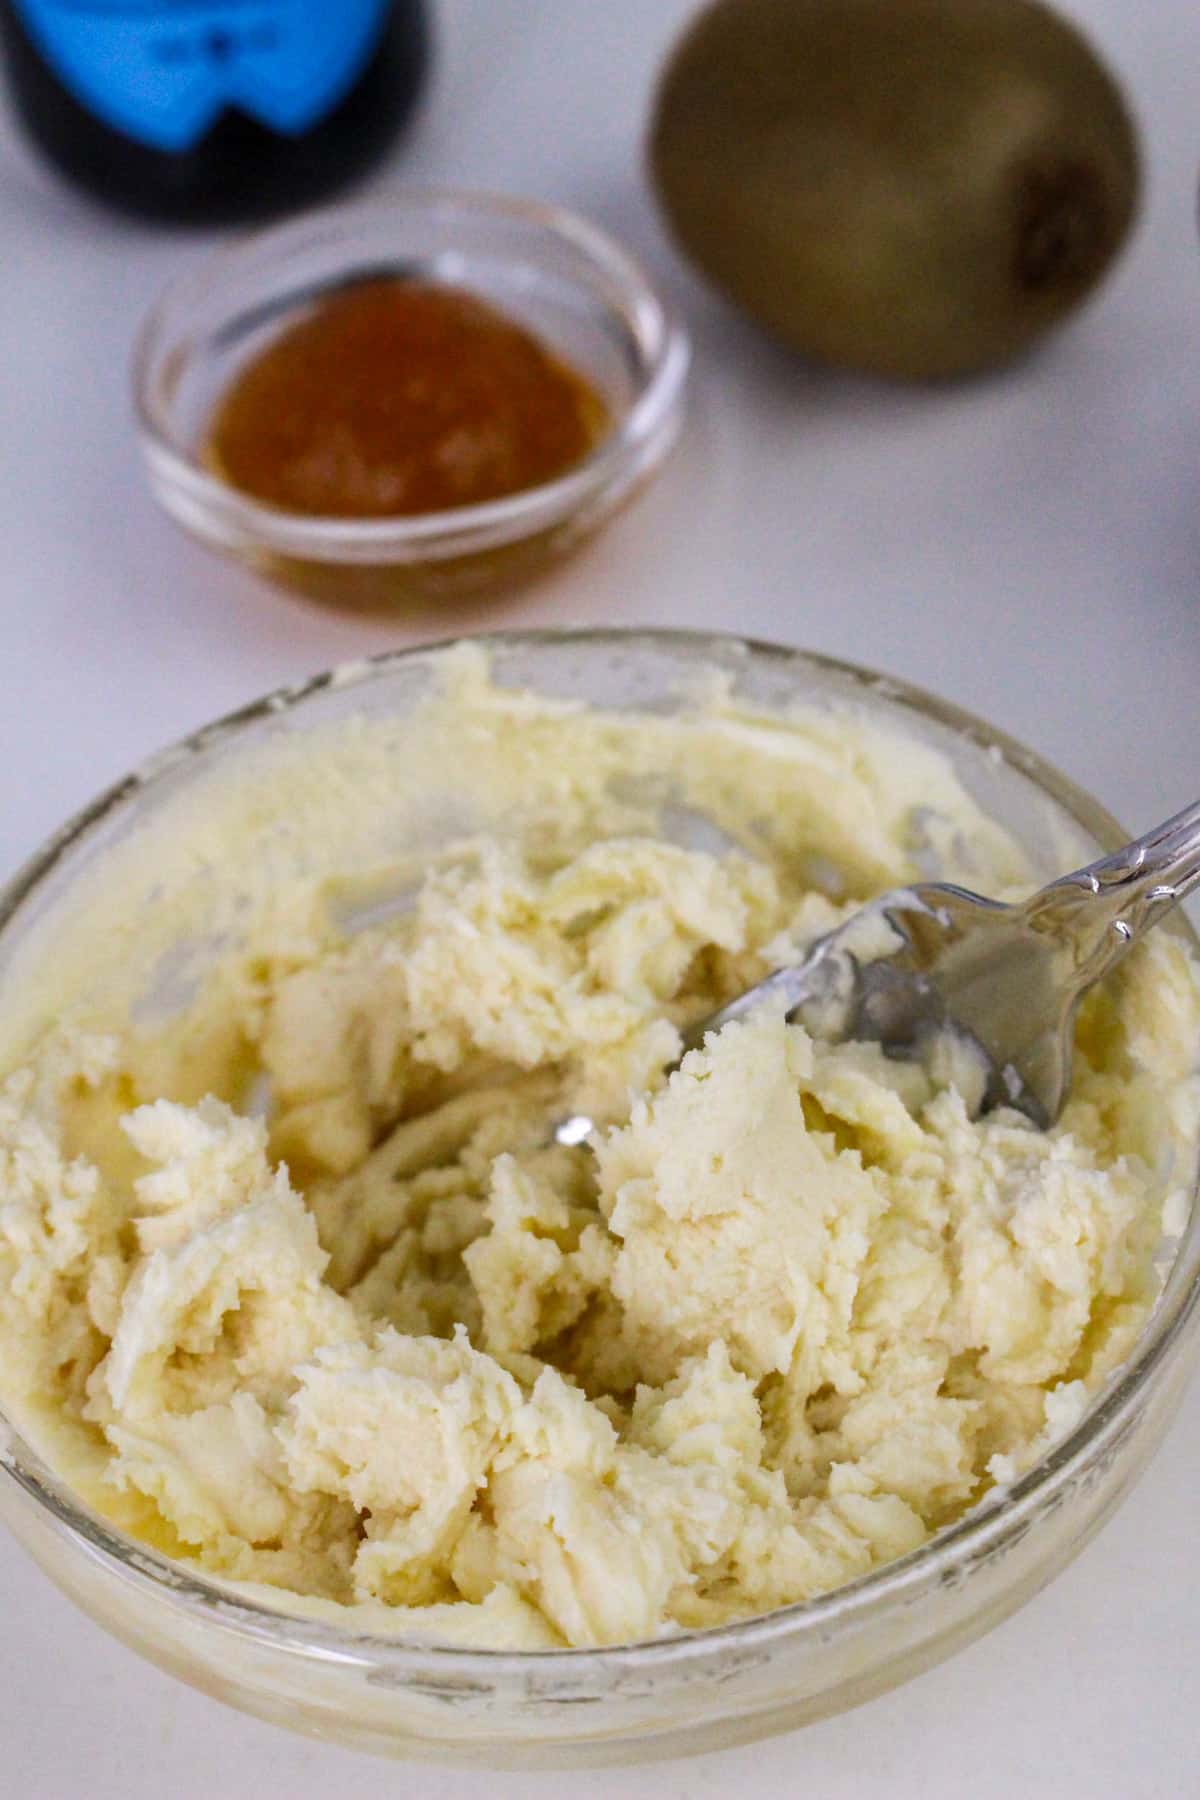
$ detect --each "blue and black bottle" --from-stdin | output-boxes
[0,1,428,221]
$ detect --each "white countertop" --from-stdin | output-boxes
[2,2,1198,1794]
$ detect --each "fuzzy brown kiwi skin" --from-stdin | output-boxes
[648,0,1141,381]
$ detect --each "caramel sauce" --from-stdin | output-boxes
[205,279,609,519]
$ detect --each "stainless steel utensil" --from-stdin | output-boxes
[554,799,1200,1143]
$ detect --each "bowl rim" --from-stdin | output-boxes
[2,625,1198,1676]
[130,191,691,564]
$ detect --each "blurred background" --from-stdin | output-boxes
[3,2,1198,869]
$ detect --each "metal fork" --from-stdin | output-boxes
[554,798,1200,1142]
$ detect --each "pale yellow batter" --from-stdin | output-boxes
[0,648,1196,1648]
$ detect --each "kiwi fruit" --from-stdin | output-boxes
[649,0,1140,379]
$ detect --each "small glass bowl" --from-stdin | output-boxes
[0,632,1198,1768]
[131,195,690,608]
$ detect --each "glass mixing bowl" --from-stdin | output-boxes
[0,630,1197,1768]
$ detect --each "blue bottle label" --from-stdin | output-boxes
[11,1,392,152]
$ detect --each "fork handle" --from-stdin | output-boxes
[1022,798,1200,991]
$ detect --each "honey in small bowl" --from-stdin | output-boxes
[133,196,690,609]
[205,279,609,521]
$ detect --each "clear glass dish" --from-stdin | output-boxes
[131,197,689,609]
[0,630,1197,1769]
